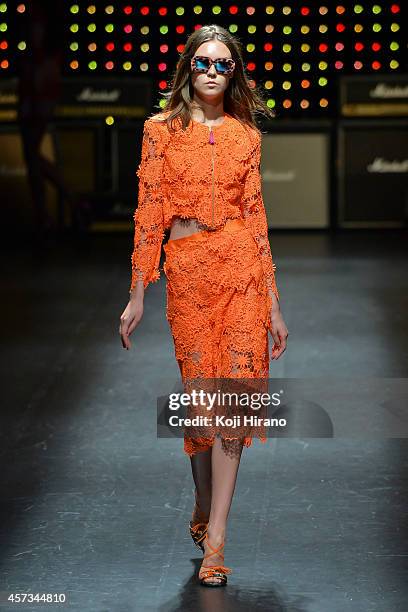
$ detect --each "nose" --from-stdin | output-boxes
[207,64,217,78]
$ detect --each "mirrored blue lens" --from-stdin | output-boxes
[195,58,210,71]
[215,61,229,73]
[194,58,230,73]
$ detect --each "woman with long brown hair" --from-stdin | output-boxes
[120,25,288,586]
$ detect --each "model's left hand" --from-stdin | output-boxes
[269,307,289,360]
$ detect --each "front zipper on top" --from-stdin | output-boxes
[209,125,215,226]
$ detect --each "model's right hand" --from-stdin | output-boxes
[119,291,144,350]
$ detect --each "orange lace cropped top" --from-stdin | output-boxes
[130,110,279,302]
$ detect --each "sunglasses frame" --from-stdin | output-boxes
[190,55,236,76]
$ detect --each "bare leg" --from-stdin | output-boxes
[190,447,212,522]
[200,435,244,584]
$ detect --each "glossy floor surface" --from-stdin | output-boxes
[1,229,407,612]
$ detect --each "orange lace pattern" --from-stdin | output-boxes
[129,112,279,302]
[130,119,165,290]
[163,221,271,458]
[240,131,280,309]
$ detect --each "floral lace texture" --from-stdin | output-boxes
[131,119,165,289]
[130,111,279,303]
[240,130,279,309]
[163,220,272,458]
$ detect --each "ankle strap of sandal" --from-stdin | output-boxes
[190,522,207,531]
[203,533,226,561]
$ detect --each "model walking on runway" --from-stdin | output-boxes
[120,25,288,586]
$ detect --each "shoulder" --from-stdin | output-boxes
[144,115,164,129]
[145,109,172,125]
[143,111,172,140]
[244,124,262,147]
[228,119,261,162]
[148,111,169,123]
[229,115,261,146]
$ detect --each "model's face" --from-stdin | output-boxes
[190,40,234,103]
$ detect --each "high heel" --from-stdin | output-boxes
[198,532,232,587]
[189,521,208,552]
[189,490,208,552]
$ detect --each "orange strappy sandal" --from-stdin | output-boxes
[198,532,232,587]
[189,490,208,552]
[189,521,208,552]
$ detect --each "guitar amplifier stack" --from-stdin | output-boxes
[338,74,408,228]
[0,77,152,231]
[260,122,331,229]
[1,73,407,230]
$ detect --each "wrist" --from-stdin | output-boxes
[129,281,145,303]
[129,293,143,304]
[268,289,280,312]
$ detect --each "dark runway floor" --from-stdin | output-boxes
[1,229,407,612]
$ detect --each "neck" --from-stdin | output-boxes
[190,99,225,123]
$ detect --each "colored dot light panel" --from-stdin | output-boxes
[1,2,407,117]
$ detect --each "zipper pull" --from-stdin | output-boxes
[209,125,215,144]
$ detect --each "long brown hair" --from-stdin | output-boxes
[151,24,276,135]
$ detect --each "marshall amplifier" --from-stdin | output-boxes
[0,121,102,232]
[0,77,153,121]
[53,121,102,193]
[111,121,143,200]
[337,120,408,227]
[54,78,153,119]
[0,125,59,230]
[260,125,330,229]
[340,74,408,117]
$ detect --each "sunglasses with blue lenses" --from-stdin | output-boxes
[191,55,235,76]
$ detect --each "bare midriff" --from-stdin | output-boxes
[169,216,215,241]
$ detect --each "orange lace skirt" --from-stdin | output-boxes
[163,218,271,457]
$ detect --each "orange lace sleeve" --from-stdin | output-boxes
[129,119,165,294]
[241,130,280,304]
